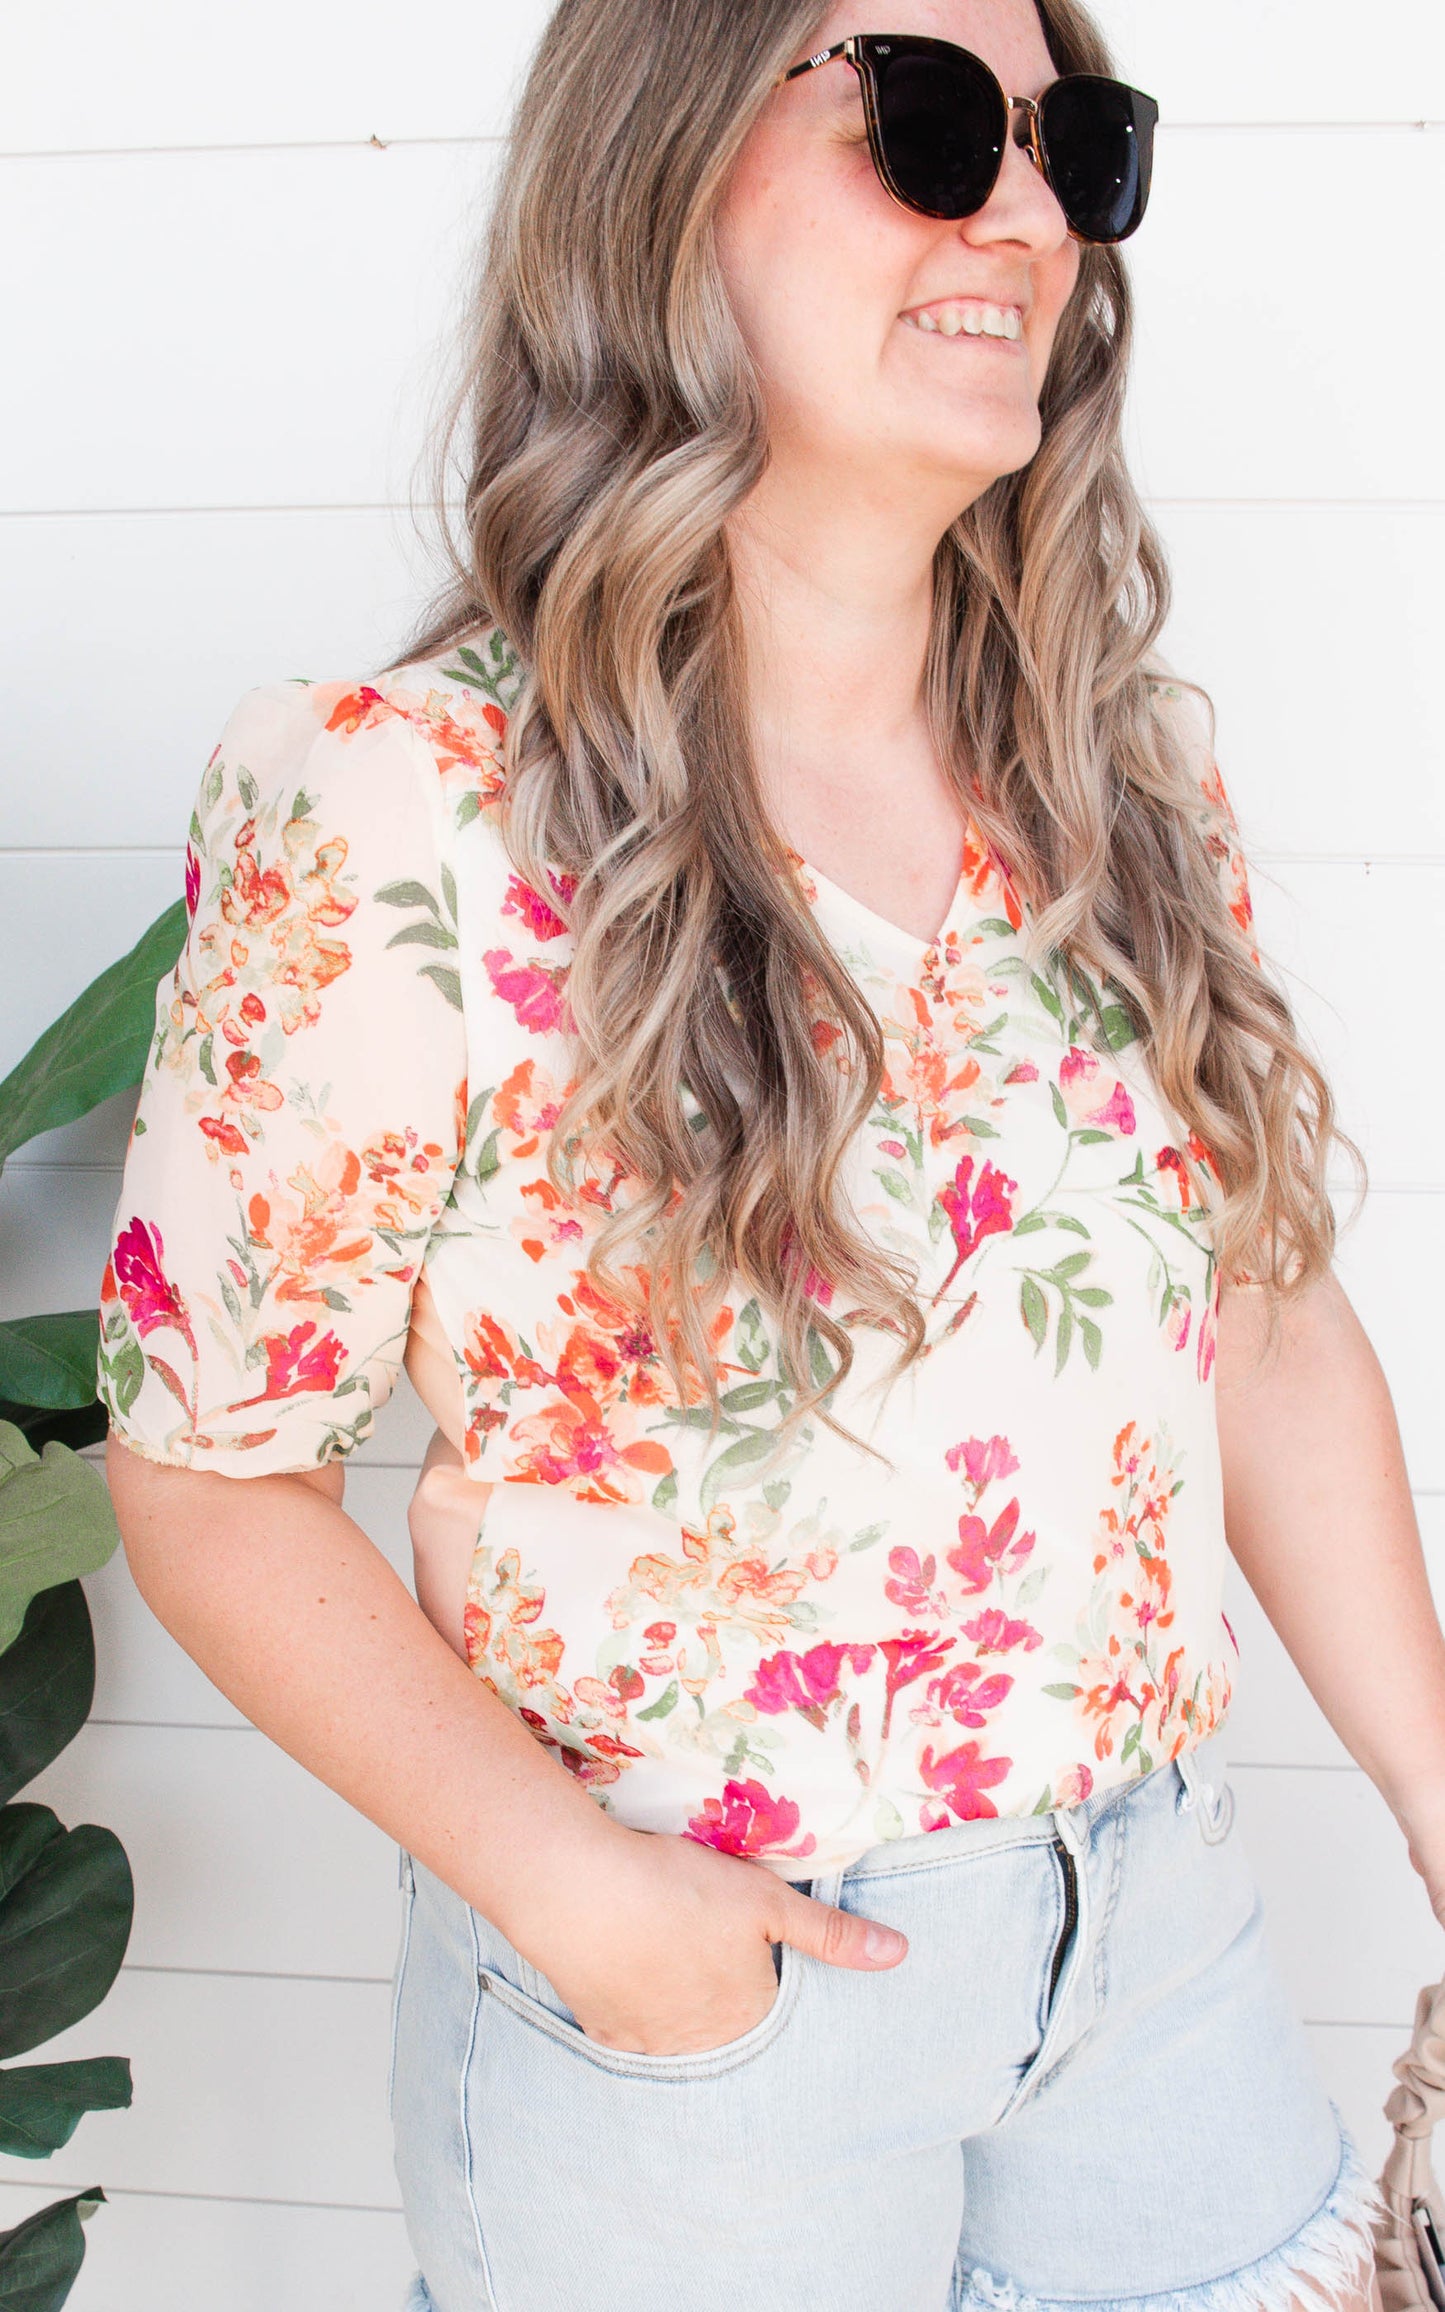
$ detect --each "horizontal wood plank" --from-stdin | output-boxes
[2,135,1439,513]
[1,0,1440,155]
[0,1971,400,2204]
[0,2182,414,2312]
[4,506,1444,857]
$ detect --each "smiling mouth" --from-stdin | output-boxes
[902,300,1024,342]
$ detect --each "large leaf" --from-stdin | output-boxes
[0,1429,119,1655]
[0,899,187,1167]
[0,1806,133,2059]
[0,1318,100,1416]
[0,2186,104,2310]
[0,1584,95,1808]
[0,2059,131,2159]
[0,1406,108,1457]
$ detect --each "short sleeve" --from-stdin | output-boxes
[1149,673,1263,971]
[99,679,468,1473]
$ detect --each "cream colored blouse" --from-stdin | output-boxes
[100,633,1260,1875]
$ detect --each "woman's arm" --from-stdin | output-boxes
[1214,1269,1445,1919]
[106,1439,904,2055]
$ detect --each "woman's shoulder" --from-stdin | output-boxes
[223,623,524,835]
[1142,659,1258,955]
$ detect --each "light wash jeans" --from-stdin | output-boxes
[389,1723,1385,2311]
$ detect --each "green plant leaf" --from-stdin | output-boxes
[0,1432,119,1655]
[0,2185,105,2309]
[0,1584,95,1809]
[0,1318,100,1416]
[0,2058,131,2159]
[0,1807,133,2059]
[0,902,188,1168]
[0,1405,107,1457]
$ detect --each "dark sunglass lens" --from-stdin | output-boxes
[867,40,1007,219]
[1038,76,1157,242]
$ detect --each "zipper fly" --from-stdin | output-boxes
[1046,1833,1079,2013]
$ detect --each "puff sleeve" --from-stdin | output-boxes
[99,678,468,1473]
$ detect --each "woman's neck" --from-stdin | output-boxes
[725,473,979,941]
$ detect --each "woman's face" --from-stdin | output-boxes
[715,0,1082,518]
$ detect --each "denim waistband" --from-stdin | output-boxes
[797,1721,1229,1889]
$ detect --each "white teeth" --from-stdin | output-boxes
[907,300,1023,341]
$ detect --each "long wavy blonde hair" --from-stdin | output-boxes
[402,0,1363,1457]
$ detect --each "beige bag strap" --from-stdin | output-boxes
[1376,1979,1445,2312]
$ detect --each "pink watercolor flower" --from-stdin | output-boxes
[1165,1298,1192,1353]
[184,843,201,922]
[934,1155,1017,1299]
[884,1547,940,1615]
[1002,1059,1039,1085]
[963,1606,1042,1655]
[108,1218,192,1342]
[945,1434,1020,1493]
[918,1739,1012,1821]
[745,1641,877,1727]
[879,1628,956,1736]
[1055,1763,1094,1806]
[1196,1299,1217,1382]
[503,873,572,943]
[1058,1047,1137,1137]
[947,1496,1036,1595]
[923,1660,1014,1729]
[483,949,574,1036]
[685,1778,818,1860]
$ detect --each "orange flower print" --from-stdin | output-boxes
[1045,1420,1228,1773]
[506,1389,673,1503]
[322,681,507,805]
[492,1058,569,1161]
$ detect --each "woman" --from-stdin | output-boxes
[98,1,1442,2307]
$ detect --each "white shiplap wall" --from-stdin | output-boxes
[1,5,1442,2302]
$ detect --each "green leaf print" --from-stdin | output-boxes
[1079,1317,1104,1370]
[419,964,463,1011]
[1054,1299,1073,1376]
[1043,1682,1082,1701]
[699,1428,780,1512]
[735,1299,768,1375]
[1032,972,1064,1023]
[721,1379,780,1414]
[386,921,458,952]
[1049,1082,1068,1130]
[1020,1276,1048,1348]
[636,1680,679,1721]
[651,1468,679,1515]
[1099,1003,1137,1049]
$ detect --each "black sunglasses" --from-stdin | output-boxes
[779,34,1159,245]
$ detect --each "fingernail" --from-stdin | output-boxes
[864,1922,905,1963]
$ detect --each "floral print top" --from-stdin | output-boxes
[100,631,1261,1875]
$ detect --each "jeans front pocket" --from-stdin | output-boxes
[1175,1741,1236,1844]
[475,1932,804,2082]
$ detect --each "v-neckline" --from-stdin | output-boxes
[794,852,966,955]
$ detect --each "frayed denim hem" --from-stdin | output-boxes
[401,2276,437,2312]
[955,2102,1389,2312]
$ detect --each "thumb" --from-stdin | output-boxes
[773,1887,908,1972]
